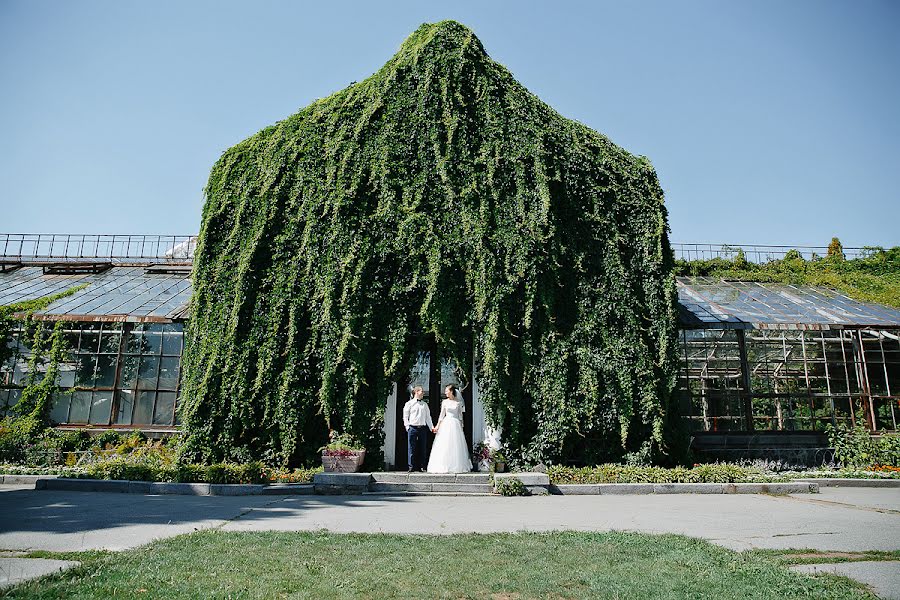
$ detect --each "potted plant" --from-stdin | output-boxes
[320,432,366,473]
[473,442,493,472]
[493,451,507,473]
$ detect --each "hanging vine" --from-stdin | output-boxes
[179,21,679,467]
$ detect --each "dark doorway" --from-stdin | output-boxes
[393,335,473,471]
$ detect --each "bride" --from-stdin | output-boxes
[426,384,472,473]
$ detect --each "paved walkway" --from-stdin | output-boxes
[0,485,897,552]
[1,485,897,593]
[791,562,900,600]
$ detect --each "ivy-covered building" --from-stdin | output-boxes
[3,23,898,468]
[2,235,898,468]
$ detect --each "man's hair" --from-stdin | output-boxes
[413,385,424,393]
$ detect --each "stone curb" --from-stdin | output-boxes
[32,478,312,496]
[551,482,819,495]
[794,478,900,488]
[0,474,59,485]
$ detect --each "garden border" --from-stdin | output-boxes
[4,473,900,495]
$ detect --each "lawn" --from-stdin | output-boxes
[3,531,874,599]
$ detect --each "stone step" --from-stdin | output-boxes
[368,481,493,494]
[371,472,491,484]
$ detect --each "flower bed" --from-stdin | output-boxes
[547,463,900,485]
[547,464,783,485]
[0,461,322,485]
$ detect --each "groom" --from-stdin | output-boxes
[403,386,435,472]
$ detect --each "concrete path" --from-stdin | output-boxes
[1,484,897,553]
[791,561,900,599]
[0,558,79,588]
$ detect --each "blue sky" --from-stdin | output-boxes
[2,1,898,248]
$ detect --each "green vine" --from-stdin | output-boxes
[1,284,86,437]
[180,21,678,467]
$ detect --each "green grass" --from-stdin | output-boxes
[1,531,875,599]
[747,548,900,566]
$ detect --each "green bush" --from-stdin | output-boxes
[56,430,93,452]
[205,462,266,484]
[86,456,161,482]
[547,463,778,485]
[494,477,528,496]
[0,425,29,463]
[174,463,207,483]
[828,424,900,468]
[93,430,124,450]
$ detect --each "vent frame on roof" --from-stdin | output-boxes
[144,264,193,275]
[42,262,113,275]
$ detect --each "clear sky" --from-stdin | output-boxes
[2,1,898,248]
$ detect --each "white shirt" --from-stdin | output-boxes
[403,398,434,430]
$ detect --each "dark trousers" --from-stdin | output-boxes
[407,425,428,471]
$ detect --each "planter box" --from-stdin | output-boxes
[322,450,366,473]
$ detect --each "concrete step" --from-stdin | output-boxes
[371,472,490,484]
[368,481,493,494]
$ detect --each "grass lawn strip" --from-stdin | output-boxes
[748,548,900,566]
[0,531,875,599]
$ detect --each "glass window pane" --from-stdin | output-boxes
[157,357,180,391]
[126,325,144,354]
[161,326,182,356]
[119,355,139,389]
[57,363,76,388]
[137,356,160,389]
[12,354,28,385]
[133,391,155,425]
[68,391,92,423]
[75,355,97,386]
[80,328,101,354]
[142,329,162,355]
[100,330,121,354]
[95,355,118,388]
[152,392,176,426]
[116,390,134,425]
[64,331,80,353]
[7,388,21,412]
[50,391,70,423]
[89,391,113,425]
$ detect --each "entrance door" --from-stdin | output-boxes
[393,337,473,471]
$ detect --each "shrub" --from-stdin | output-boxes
[174,463,207,483]
[0,425,29,463]
[494,477,528,496]
[827,424,900,468]
[204,462,266,484]
[265,466,322,483]
[93,430,124,450]
[546,463,778,485]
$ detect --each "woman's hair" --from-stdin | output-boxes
[445,383,458,395]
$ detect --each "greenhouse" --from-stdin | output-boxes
[1,234,898,467]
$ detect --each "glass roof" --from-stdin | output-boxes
[678,277,900,330]
[0,266,191,322]
[3,269,899,329]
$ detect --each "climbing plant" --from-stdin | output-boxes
[179,21,679,467]
[0,285,86,438]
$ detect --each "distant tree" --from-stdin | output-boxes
[827,237,845,261]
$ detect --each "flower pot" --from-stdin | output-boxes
[494,462,506,473]
[322,449,366,472]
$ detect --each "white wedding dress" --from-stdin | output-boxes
[426,397,472,473]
